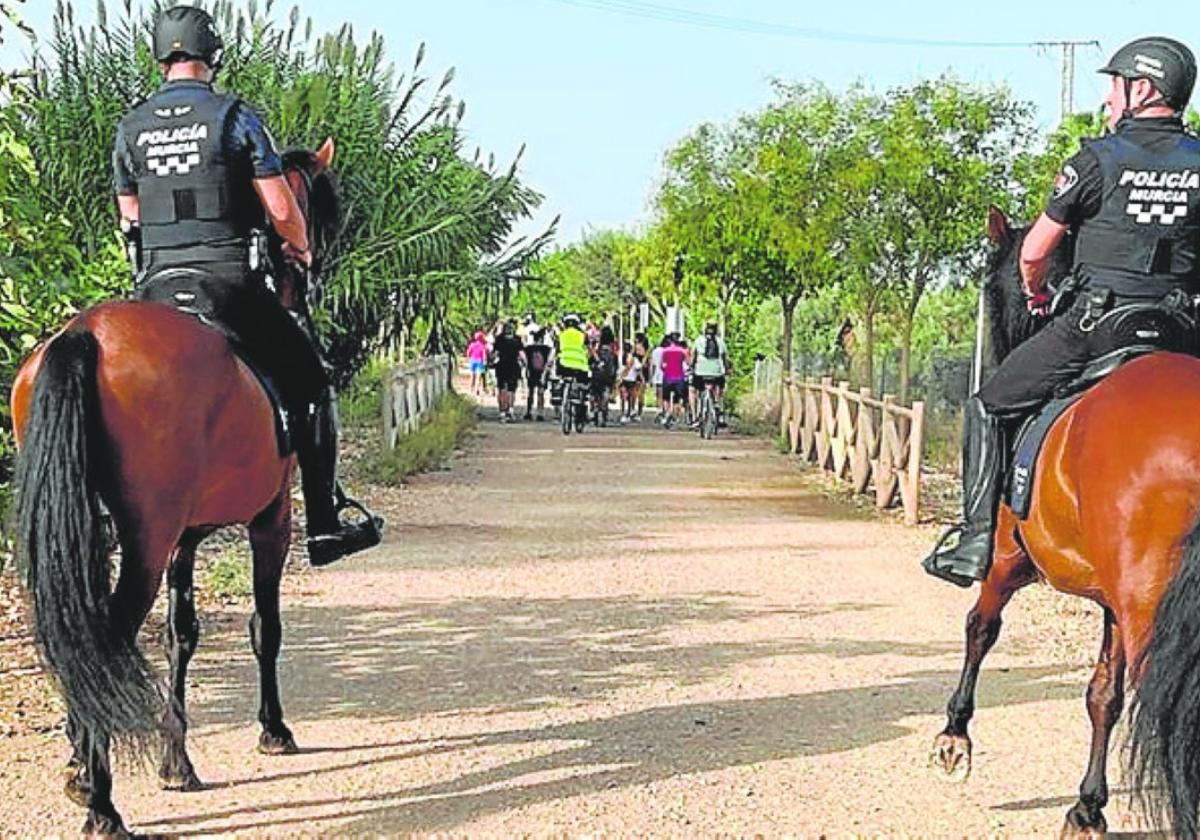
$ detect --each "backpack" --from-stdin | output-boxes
[596,346,617,382]
[703,334,720,359]
[528,345,547,374]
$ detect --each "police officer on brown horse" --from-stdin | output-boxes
[112,6,382,566]
[925,37,1200,587]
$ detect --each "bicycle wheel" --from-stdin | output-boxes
[561,383,573,435]
[700,391,717,439]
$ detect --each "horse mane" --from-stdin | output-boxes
[281,148,343,259]
[981,210,1075,368]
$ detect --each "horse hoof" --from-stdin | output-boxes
[160,768,204,792]
[82,813,131,839]
[929,732,972,782]
[63,764,91,808]
[257,730,299,755]
[1061,803,1106,839]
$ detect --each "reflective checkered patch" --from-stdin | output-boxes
[149,153,202,176]
[1126,202,1189,225]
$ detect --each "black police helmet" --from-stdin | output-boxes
[153,6,224,67]
[1098,37,1196,108]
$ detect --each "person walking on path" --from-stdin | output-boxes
[492,319,524,422]
[524,328,552,421]
[649,335,667,417]
[618,341,643,424]
[659,335,689,429]
[467,330,489,397]
[633,332,649,420]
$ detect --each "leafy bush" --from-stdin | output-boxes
[354,392,477,484]
[202,547,253,601]
[338,355,393,428]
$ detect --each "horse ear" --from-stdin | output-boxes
[314,137,335,173]
[987,205,1011,244]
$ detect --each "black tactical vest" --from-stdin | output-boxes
[119,83,252,251]
[1075,130,1200,298]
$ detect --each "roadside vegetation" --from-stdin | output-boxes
[0,0,549,527]
[351,392,478,485]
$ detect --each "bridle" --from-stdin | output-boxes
[280,158,320,314]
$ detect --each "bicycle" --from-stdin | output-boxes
[560,377,588,435]
[697,382,720,440]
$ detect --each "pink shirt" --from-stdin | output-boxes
[467,340,488,363]
[660,345,687,381]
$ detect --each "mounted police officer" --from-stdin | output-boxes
[112,6,382,566]
[925,36,1200,587]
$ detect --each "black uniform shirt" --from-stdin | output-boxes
[112,80,284,196]
[1045,116,1189,227]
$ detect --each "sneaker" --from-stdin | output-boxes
[536,414,545,422]
[524,412,533,421]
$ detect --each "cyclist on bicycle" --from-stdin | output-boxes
[690,321,729,426]
[557,313,591,383]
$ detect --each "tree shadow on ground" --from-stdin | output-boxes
[183,595,918,730]
[142,662,1085,836]
[137,590,1088,835]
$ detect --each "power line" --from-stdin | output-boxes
[547,0,1055,49]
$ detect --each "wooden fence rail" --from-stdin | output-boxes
[779,375,926,525]
[382,355,453,448]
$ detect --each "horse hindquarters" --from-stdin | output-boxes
[1129,524,1200,838]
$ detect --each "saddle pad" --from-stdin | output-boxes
[1007,392,1084,520]
[233,348,295,458]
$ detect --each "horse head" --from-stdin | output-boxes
[276,137,342,311]
[981,206,1075,369]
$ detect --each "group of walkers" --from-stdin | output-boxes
[464,312,732,430]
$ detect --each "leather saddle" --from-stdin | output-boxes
[1007,299,1197,519]
[137,265,294,456]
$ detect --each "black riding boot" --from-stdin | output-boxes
[923,397,1005,587]
[297,387,384,567]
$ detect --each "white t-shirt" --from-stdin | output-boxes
[623,355,643,382]
[649,347,665,385]
[691,334,727,377]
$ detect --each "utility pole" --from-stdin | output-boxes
[1033,40,1101,120]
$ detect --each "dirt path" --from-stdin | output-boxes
[1,403,1147,837]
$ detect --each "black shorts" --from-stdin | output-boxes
[527,368,545,388]
[663,380,688,402]
[692,374,726,390]
[496,367,520,392]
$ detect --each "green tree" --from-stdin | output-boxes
[854,77,1035,402]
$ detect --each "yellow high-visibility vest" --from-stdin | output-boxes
[558,327,589,372]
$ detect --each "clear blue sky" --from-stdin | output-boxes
[1,0,1183,245]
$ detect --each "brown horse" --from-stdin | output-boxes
[12,139,339,838]
[929,206,1200,838]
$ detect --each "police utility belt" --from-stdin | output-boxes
[1055,274,1199,355]
[123,226,269,274]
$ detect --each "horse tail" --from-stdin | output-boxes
[1129,520,1200,838]
[14,329,162,748]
